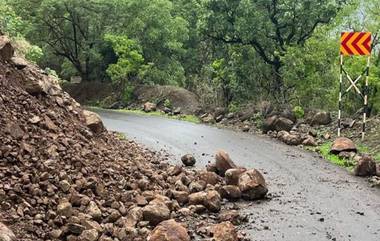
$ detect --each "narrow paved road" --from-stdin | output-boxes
[95,109,380,241]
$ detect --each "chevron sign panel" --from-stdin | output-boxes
[340,32,372,56]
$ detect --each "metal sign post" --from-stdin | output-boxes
[339,32,372,140]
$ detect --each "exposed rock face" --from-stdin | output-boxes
[147,219,190,241]
[0,223,16,241]
[238,169,268,200]
[263,115,294,133]
[211,222,238,241]
[215,150,237,176]
[354,155,377,177]
[310,111,332,126]
[181,154,196,167]
[330,137,357,154]
[143,102,157,112]
[82,110,105,134]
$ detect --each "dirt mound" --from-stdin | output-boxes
[0,36,262,240]
[133,85,202,115]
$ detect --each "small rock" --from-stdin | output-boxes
[147,219,190,241]
[353,155,376,177]
[143,102,157,112]
[142,201,171,226]
[215,150,237,176]
[11,56,28,70]
[78,229,99,241]
[181,154,196,167]
[310,111,332,126]
[242,125,250,132]
[220,185,242,201]
[86,201,102,221]
[57,201,72,217]
[60,180,71,192]
[302,135,317,147]
[211,222,238,241]
[204,190,222,212]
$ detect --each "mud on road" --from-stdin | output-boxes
[94,109,380,241]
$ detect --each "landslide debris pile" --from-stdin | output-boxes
[0,35,268,241]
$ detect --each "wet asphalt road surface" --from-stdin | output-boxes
[94,109,380,241]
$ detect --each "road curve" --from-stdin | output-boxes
[94,109,380,241]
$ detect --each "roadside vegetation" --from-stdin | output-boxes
[1,0,380,117]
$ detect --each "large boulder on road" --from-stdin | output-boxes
[148,219,190,241]
[238,169,268,200]
[82,110,105,134]
[330,137,357,154]
[215,150,237,176]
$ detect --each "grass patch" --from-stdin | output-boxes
[375,153,380,162]
[115,132,127,140]
[318,142,355,169]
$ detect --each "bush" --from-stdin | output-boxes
[293,106,305,119]
[164,99,172,109]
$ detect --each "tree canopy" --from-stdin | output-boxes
[2,0,380,113]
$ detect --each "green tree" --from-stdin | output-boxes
[200,0,350,102]
[105,34,145,102]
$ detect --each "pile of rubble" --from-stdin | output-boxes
[0,34,268,241]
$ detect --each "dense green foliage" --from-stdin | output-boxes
[1,0,380,113]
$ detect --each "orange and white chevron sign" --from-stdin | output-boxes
[340,32,372,56]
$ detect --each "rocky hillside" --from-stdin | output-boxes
[0,35,269,241]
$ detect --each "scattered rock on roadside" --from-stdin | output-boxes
[181,154,196,167]
[309,111,332,126]
[354,155,377,177]
[330,137,357,154]
[263,115,294,133]
[144,102,157,112]
[211,222,238,241]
